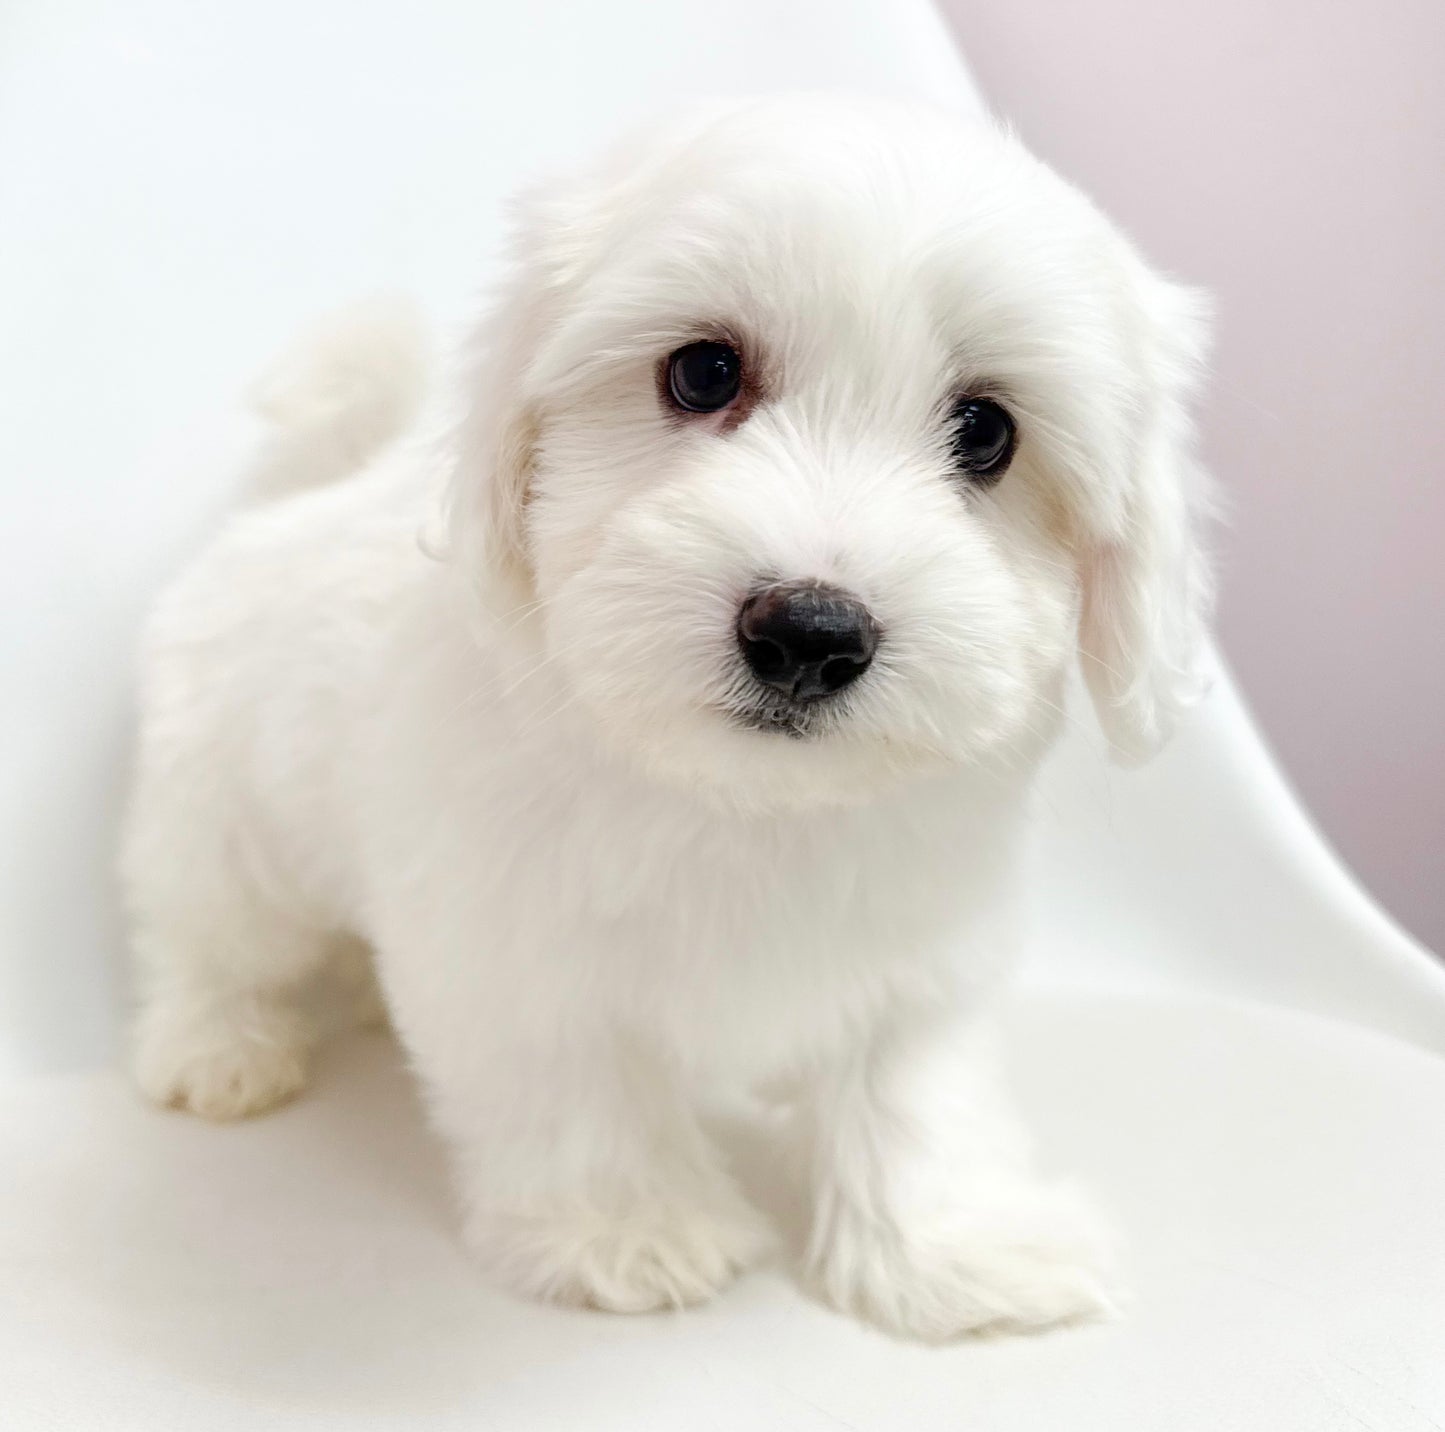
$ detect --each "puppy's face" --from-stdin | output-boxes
[453,97,1212,809]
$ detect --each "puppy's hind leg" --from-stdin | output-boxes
[124,791,329,1120]
[130,933,321,1121]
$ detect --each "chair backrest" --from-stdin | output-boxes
[1030,662,1445,1051]
[2,0,1439,1077]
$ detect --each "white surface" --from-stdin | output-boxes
[2,0,1445,1427]
[6,999,1445,1431]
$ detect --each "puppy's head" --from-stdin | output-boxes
[449,95,1213,809]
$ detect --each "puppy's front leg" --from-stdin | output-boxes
[805,998,1117,1340]
[412,1004,769,1313]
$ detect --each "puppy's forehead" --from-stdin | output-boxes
[589,105,1126,366]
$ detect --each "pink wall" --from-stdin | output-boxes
[938,0,1445,954]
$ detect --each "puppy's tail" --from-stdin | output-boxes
[243,297,429,502]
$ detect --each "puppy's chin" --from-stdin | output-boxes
[579,698,980,816]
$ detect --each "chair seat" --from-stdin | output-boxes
[5,992,1442,1430]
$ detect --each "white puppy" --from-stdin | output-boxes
[121,94,1212,1340]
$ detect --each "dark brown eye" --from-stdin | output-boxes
[949,397,1016,483]
[666,341,743,413]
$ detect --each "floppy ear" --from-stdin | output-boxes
[1078,268,1216,765]
[445,182,607,612]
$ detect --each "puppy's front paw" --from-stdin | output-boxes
[467,1193,771,1314]
[133,996,310,1120]
[810,1183,1119,1341]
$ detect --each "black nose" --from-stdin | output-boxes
[737,582,879,701]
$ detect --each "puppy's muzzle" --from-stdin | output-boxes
[737,582,879,701]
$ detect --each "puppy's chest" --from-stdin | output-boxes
[578,794,1018,1068]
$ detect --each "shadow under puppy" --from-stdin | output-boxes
[121,93,1212,1340]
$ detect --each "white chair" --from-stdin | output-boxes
[3,2,1442,1426]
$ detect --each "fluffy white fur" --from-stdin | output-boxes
[120,94,1212,1340]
